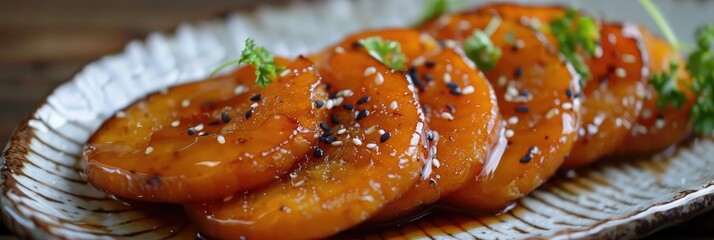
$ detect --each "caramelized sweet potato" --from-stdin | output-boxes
[84,57,327,203]
[421,13,581,211]
[185,39,427,239]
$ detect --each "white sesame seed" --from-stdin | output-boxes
[335,46,346,54]
[515,39,526,49]
[326,99,334,109]
[615,67,627,78]
[289,172,298,179]
[412,56,426,66]
[115,111,127,118]
[446,64,453,72]
[545,108,558,119]
[341,89,354,97]
[655,118,666,129]
[462,85,475,95]
[331,141,343,146]
[507,116,519,125]
[194,123,204,131]
[390,101,398,110]
[562,102,573,110]
[433,158,441,168]
[170,120,180,127]
[144,146,154,155]
[250,103,259,108]
[334,97,344,106]
[217,135,226,144]
[375,73,385,85]
[366,143,378,149]
[181,99,191,108]
[337,128,347,135]
[279,69,291,77]
[505,129,515,138]
[378,129,386,135]
[365,125,378,135]
[594,46,604,58]
[497,75,508,87]
[234,85,248,95]
[440,112,454,121]
[642,108,653,119]
[352,138,363,145]
[622,54,636,63]
[443,73,452,83]
[364,67,377,77]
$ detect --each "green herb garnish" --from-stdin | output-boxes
[650,62,687,109]
[687,25,714,135]
[417,0,464,26]
[210,38,283,88]
[548,9,600,82]
[359,37,408,71]
[464,16,503,71]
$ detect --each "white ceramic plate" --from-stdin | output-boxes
[2,0,714,239]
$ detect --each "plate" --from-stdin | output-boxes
[2,0,714,239]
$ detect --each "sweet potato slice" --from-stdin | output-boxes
[84,57,327,203]
[422,13,581,211]
[185,40,427,239]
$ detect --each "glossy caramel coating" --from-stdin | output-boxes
[422,13,581,211]
[474,4,649,168]
[185,40,427,239]
[616,27,694,156]
[85,57,327,203]
[373,48,502,221]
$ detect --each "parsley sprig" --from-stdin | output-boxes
[211,38,283,88]
[464,16,503,71]
[687,26,714,135]
[417,0,464,26]
[650,62,687,109]
[359,37,408,71]
[548,9,600,83]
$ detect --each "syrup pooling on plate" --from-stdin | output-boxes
[84,57,327,203]
[371,47,502,221]
[185,41,427,240]
[616,27,694,156]
[474,4,649,168]
[422,13,581,211]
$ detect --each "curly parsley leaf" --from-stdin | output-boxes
[464,30,502,71]
[359,37,407,71]
[687,25,714,135]
[210,38,283,88]
[417,0,464,26]
[650,62,687,109]
[548,9,600,82]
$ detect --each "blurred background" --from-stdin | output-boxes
[0,0,712,239]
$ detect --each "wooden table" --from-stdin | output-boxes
[0,0,711,239]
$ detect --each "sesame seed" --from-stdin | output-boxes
[355,110,368,121]
[115,111,127,118]
[234,85,248,95]
[313,147,324,158]
[342,103,354,110]
[427,130,435,141]
[378,129,385,135]
[380,132,391,142]
[615,67,627,78]
[545,108,558,119]
[337,128,347,135]
[515,105,529,113]
[441,112,454,121]
[198,131,210,136]
[507,116,519,125]
[331,141,343,146]
[352,138,363,145]
[449,88,462,96]
[187,128,196,136]
[562,102,573,110]
[144,147,154,155]
[655,118,666,128]
[194,123,205,131]
[505,129,515,138]
[208,120,221,126]
[462,85,475,95]
[390,101,398,110]
[335,46,346,54]
[250,94,262,102]
[217,135,226,144]
[326,99,335,109]
[565,89,573,98]
[446,104,456,112]
[443,73,452,83]
[422,74,434,81]
[315,100,325,108]
[320,122,330,131]
[433,158,441,168]
[446,82,459,90]
[331,114,340,124]
[221,112,231,123]
[513,67,523,78]
[622,54,636,63]
[171,120,180,127]
[356,96,371,105]
[375,73,385,85]
[245,107,254,119]
[279,69,291,77]
[322,136,337,144]
[520,146,536,163]
[365,125,378,134]
[412,56,426,66]
[341,89,354,97]
[364,67,377,77]
[181,99,191,108]
[366,143,378,149]
[333,97,344,106]
[425,61,437,68]
[515,39,526,49]
[321,129,333,138]
[498,75,508,86]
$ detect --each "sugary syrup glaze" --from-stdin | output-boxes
[473,3,650,168]
[421,13,581,211]
[84,57,327,203]
[184,40,429,240]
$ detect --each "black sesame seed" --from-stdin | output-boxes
[315,100,325,108]
[449,88,462,96]
[249,94,262,102]
[331,114,340,124]
[428,178,437,185]
[355,110,368,121]
[313,147,324,158]
[188,128,196,136]
[446,104,455,112]
[514,67,523,78]
[356,96,371,105]
[422,74,434,81]
[425,61,437,68]
[221,112,231,123]
[352,41,362,49]
[324,136,337,144]
[511,45,519,52]
[446,82,459,90]
[515,105,529,113]
[328,92,339,99]
[380,132,391,143]
[520,146,536,163]
[321,129,333,138]
[427,131,435,141]
[208,120,221,126]
[245,107,254,119]
[518,90,530,97]
[320,122,330,131]
[342,104,354,110]
[198,131,210,137]
[324,83,332,91]
[565,89,573,99]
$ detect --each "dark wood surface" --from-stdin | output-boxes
[0,1,711,239]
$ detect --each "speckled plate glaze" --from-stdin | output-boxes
[2,0,714,239]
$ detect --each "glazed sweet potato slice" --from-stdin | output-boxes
[616,27,694,156]
[372,48,502,221]
[474,3,649,168]
[421,13,580,211]
[84,57,327,203]
[185,42,427,239]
